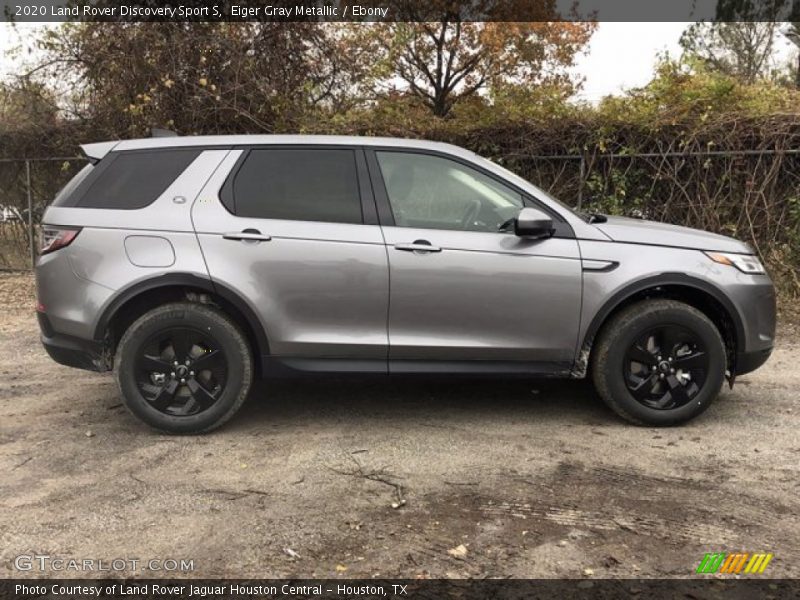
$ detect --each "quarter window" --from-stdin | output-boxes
[77,149,200,209]
[51,163,94,207]
[230,148,363,224]
[376,151,523,232]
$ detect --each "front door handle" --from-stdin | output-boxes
[223,229,272,242]
[394,240,441,253]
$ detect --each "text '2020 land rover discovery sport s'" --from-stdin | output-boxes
[36,135,776,433]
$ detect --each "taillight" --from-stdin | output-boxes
[40,226,81,255]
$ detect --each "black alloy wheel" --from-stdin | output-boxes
[136,327,228,416]
[623,324,709,410]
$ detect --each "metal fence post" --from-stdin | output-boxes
[577,155,585,211]
[26,159,35,269]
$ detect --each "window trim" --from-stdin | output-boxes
[364,147,574,239]
[218,145,377,226]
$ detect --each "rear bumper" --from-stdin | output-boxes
[38,312,107,372]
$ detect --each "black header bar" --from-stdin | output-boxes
[3,0,800,23]
[2,579,800,600]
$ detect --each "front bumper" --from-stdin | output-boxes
[729,276,776,375]
[38,312,107,372]
[736,347,773,376]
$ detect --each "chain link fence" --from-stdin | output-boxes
[1,150,798,280]
[0,157,88,270]
[502,150,800,276]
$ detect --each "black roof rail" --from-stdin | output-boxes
[150,128,179,138]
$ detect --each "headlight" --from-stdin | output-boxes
[705,251,766,274]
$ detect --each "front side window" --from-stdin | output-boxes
[376,151,523,232]
[231,148,362,224]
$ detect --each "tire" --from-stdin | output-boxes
[591,299,726,426]
[114,302,253,434]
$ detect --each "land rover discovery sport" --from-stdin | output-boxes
[35,135,776,433]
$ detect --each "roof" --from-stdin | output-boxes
[81,135,473,161]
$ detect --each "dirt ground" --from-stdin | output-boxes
[0,272,798,580]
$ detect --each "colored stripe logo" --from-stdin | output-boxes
[696,552,773,574]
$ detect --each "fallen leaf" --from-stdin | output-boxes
[448,544,468,558]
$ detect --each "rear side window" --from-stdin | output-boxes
[76,149,200,209]
[228,148,362,224]
[51,163,94,207]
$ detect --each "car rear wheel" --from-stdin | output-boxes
[591,299,726,426]
[114,302,252,434]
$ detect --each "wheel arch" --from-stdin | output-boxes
[94,273,269,372]
[577,273,745,377]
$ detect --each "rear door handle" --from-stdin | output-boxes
[394,240,441,253]
[223,230,271,242]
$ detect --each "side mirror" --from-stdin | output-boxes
[514,207,554,238]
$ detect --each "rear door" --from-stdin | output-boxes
[192,146,389,372]
[368,149,583,373]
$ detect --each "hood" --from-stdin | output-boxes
[593,216,752,254]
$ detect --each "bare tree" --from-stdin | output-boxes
[28,22,377,137]
[784,0,800,86]
[680,22,782,83]
[679,0,794,83]
[355,1,595,117]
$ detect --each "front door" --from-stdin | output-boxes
[370,150,582,374]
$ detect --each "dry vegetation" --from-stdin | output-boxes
[1,24,799,301]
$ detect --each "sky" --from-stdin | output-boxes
[0,22,796,104]
[0,22,48,80]
[570,22,688,102]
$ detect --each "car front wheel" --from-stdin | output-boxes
[114,302,253,434]
[591,299,727,426]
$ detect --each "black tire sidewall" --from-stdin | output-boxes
[600,305,726,426]
[115,304,251,434]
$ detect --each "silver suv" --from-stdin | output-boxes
[36,135,776,433]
